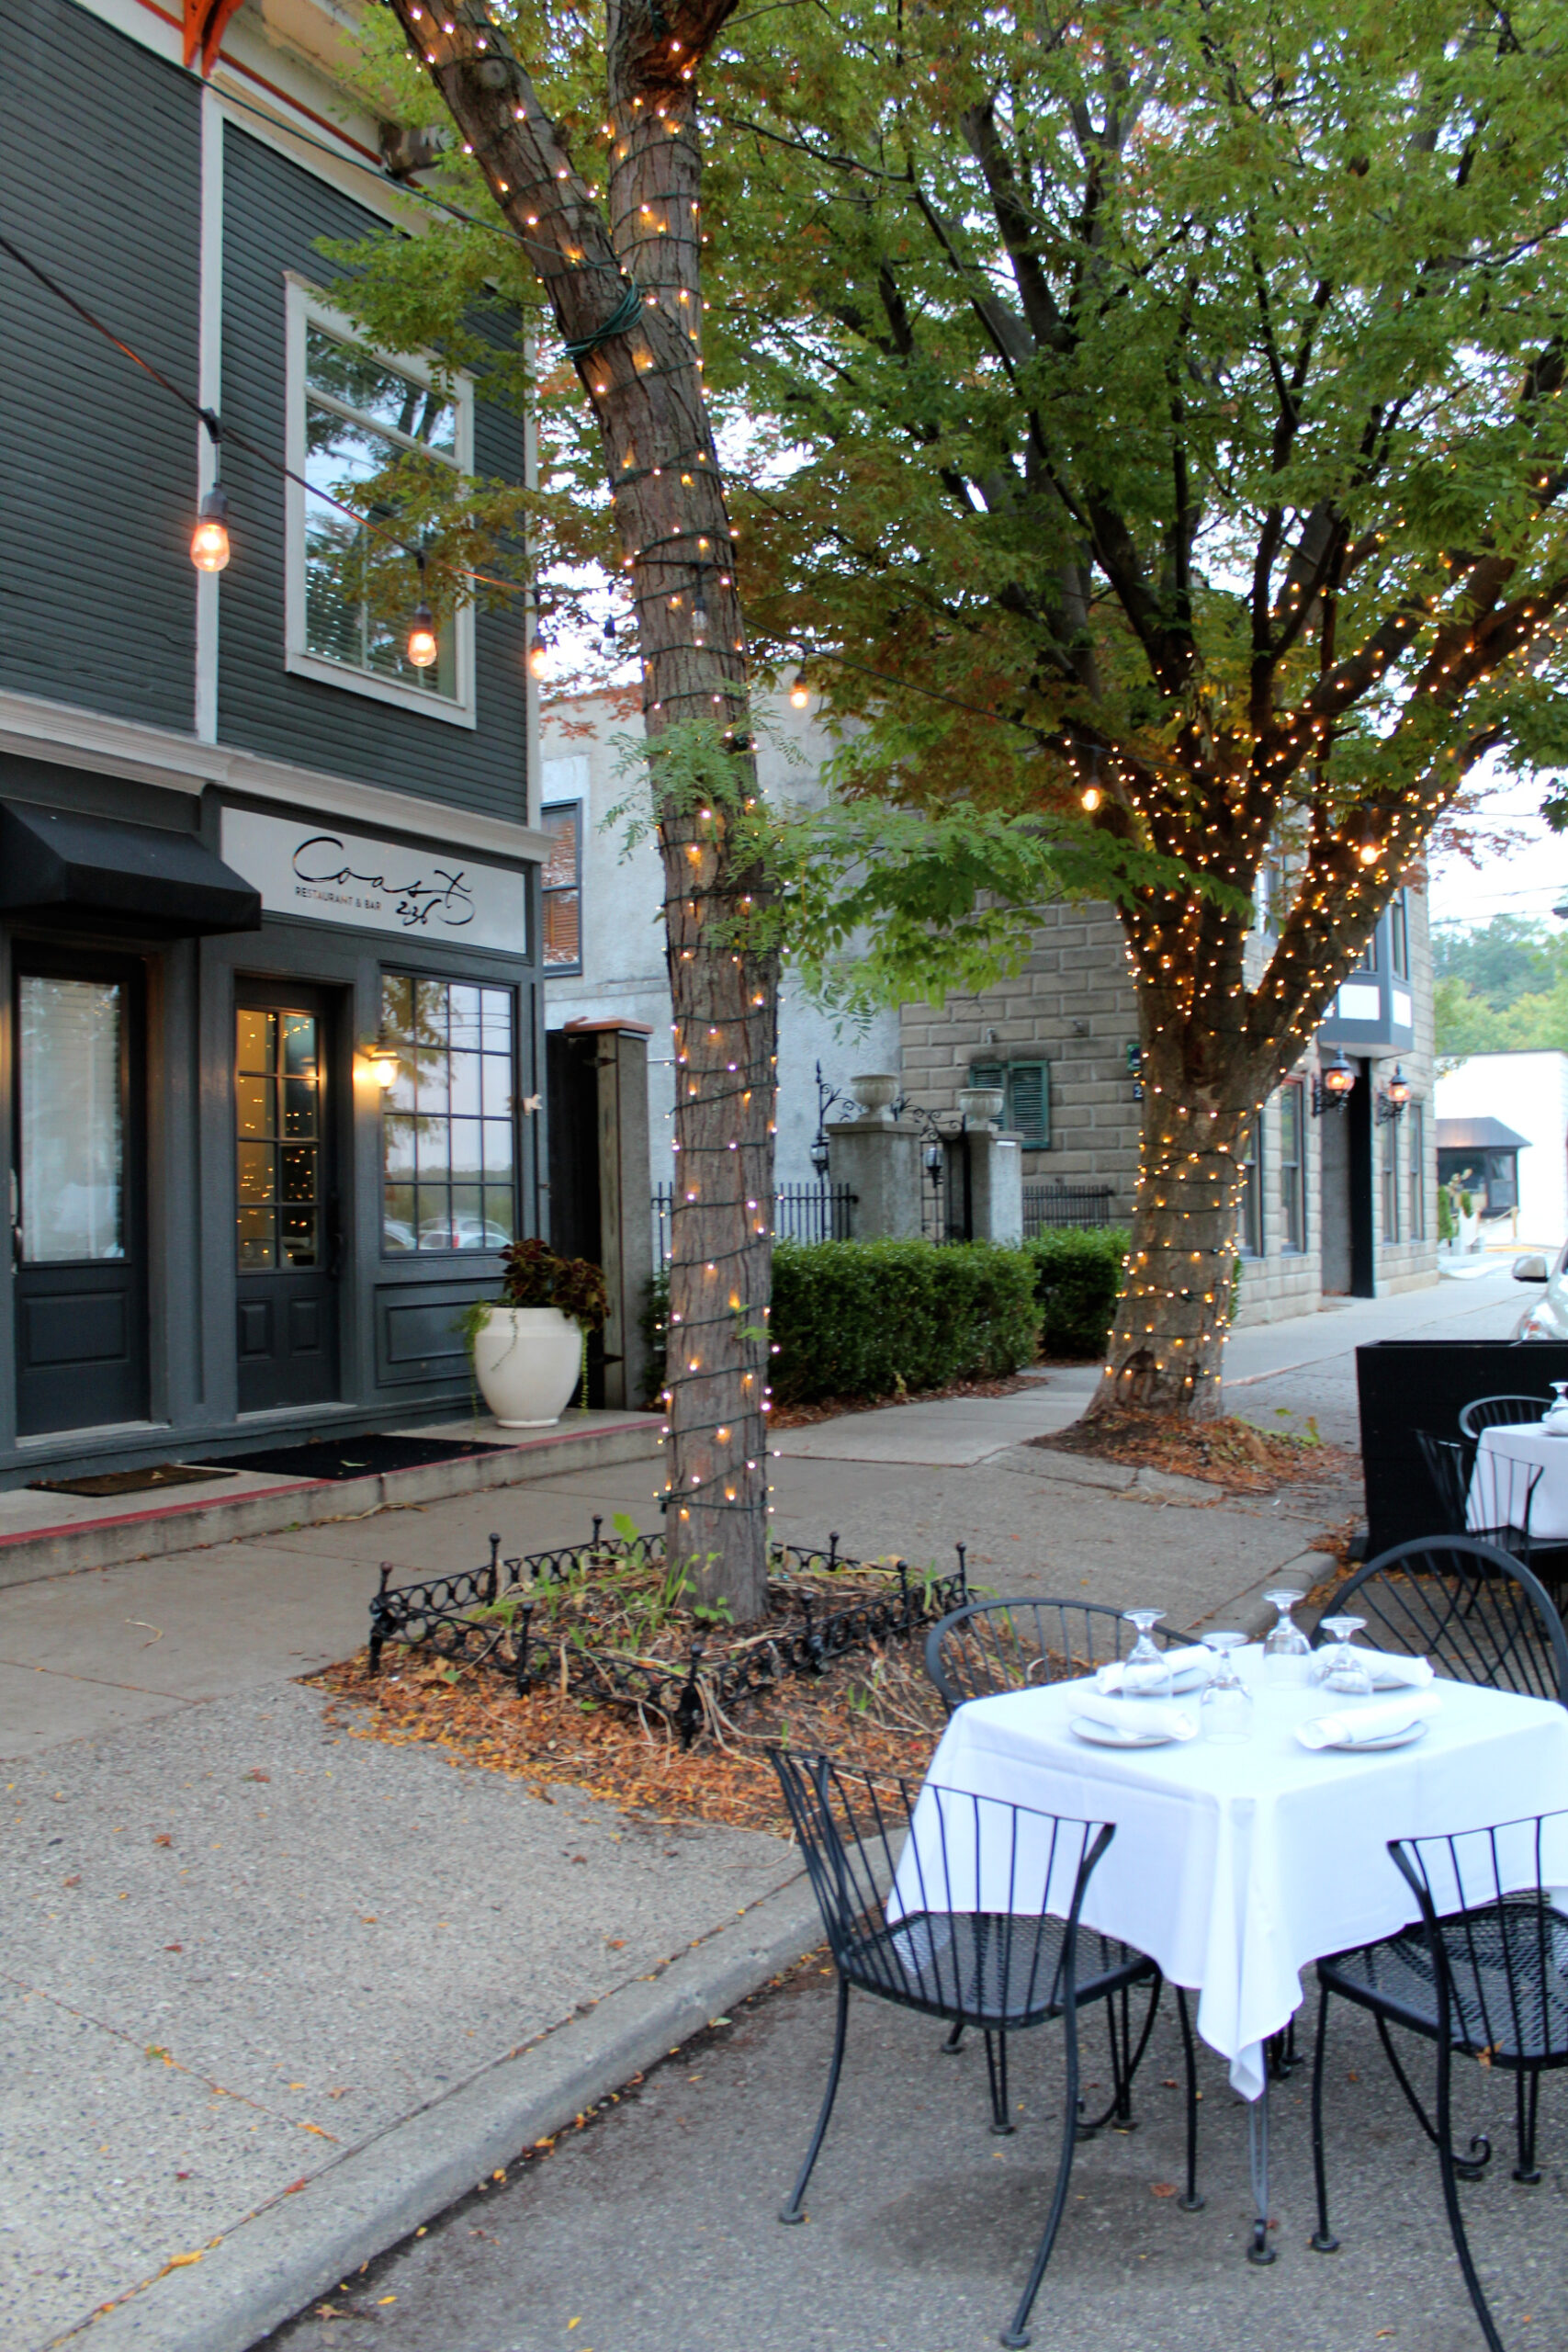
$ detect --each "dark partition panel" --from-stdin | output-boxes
[1357,1340,1568,1556]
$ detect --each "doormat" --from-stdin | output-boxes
[197,1433,512,1482]
[27,1464,241,1498]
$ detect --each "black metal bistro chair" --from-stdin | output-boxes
[768,1751,1201,2350]
[923,1598,1201,2116]
[1311,1815,1568,2352]
[1311,1537,1568,1707]
[1415,1430,1541,1565]
[924,1596,1201,1715]
[1458,1394,1553,1442]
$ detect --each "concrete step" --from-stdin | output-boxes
[0,1409,663,1590]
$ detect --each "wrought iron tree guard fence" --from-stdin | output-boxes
[367,1521,970,1748]
[1022,1182,1118,1235]
[652,1182,856,1262]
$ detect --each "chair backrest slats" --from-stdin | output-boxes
[924,1596,1197,1714]
[1458,1394,1552,1442]
[1391,1811,1568,2064]
[1316,1536,1568,1706]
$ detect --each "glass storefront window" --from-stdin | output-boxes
[1279,1081,1305,1253]
[19,977,124,1261]
[235,1008,321,1270]
[380,975,516,1250]
[1237,1117,1262,1257]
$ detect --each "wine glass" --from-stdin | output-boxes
[1120,1609,1174,1704]
[1314,1614,1374,1699]
[1199,1632,1254,1743]
[1262,1589,1313,1685]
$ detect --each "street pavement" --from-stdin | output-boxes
[1,1266,1547,2350]
[258,1951,1567,2352]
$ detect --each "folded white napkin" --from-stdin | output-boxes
[1363,1652,1436,1691]
[1096,1651,1213,1697]
[1297,1691,1442,1750]
[1074,1694,1199,1742]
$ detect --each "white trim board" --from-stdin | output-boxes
[0,689,550,863]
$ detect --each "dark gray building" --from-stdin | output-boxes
[0,0,547,1482]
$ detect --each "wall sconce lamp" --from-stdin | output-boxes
[1375,1066,1411,1124]
[359,1035,400,1091]
[808,1131,830,1181]
[1312,1051,1356,1115]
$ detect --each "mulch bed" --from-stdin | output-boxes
[772,1373,1029,1430]
[1032,1409,1359,1497]
[307,1640,946,1838]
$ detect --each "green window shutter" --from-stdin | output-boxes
[1006,1060,1050,1147]
[969,1060,1006,1094]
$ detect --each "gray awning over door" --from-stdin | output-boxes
[0,802,262,935]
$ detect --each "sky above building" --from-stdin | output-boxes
[1429,762,1568,933]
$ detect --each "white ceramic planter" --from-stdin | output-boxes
[472,1306,582,1429]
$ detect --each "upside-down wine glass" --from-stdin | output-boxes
[1314,1615,1375,1700]
[1199,1632,1254,1743]
[1120,1609,1174,1705]
[1262,1589,1314,1685]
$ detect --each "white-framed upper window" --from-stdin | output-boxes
[285,278,477,728]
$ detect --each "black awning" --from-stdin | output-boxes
[0,802,262,936]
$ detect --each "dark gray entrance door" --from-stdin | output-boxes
[234,983,340,1412]
[13,954,149,1434]
[1319,1059,1374,1297]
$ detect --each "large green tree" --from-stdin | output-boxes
[693,0,1568,1416]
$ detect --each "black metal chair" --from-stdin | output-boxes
[1312,1814,1568,2352]
[769,1750,1201,2350]
[923,1597,1201,2113]
[1459,1394,1552,1442]
[1415,1430,1541,1564]
[1312,1536,1568,1706]
[924,1596,1200,1715]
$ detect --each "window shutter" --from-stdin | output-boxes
[1006,1061,1050,1147]
[968,1059,1006,1095]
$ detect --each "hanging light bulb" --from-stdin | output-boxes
[190,487,231,573]
[789,670,809,708]
[691,593,709,648]
[406,604,439,668]
[1081,784,1102,811]
[527,621,550,680]
[603,611,618,655]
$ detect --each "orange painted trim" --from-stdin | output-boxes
[135,0,384,164]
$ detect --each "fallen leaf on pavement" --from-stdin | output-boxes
[283,2179,309,2196]
[158,2253,202,2276]
[153,1835,173,1848]
[1149,2183,1178,2198]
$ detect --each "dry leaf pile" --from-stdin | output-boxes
[309,1635,949,1838]
[1034,1410,1357,1496]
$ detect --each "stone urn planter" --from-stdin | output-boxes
[852,1073,900,1124]
[472,1306,583,1429]
[957,1084,1006,1128]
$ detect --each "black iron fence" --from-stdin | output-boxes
[652,1180,855,1263]
[1023,1182,1118,1235]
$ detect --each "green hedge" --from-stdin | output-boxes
[1025,1227,1131,1360]
[771,1239,1040,1405]
[641,1238,1040,1408]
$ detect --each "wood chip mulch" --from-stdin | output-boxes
[305,1642,948,1839]
[1031,1409,1359,1496]
[772,1373,1029,1429]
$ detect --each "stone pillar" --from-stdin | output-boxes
[828,1119,925,1239]
[942,1127,1024,1245]
[561,1018,653,1408]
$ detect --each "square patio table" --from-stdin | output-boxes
[1471,1419,1568,1542]
[903,1655,1568,2258]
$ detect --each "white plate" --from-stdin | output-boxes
[1322,1719,1429,1753]
[1367,1664,1434,1692]
[1070,1715,1190,1748]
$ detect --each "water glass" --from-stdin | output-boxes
[1314,1614,1375,1699]
[1262,1589,1313,1685]
[1120,1608,1174,1704]
[1199,1631,1254,1743]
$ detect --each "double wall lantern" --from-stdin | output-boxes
[1311,1051,1356,1116]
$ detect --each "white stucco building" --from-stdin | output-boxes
[1436,1051,1568,1247]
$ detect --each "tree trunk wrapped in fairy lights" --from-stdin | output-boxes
[380,0,774,1615]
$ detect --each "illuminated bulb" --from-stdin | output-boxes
[190,488,231,572]
[1081,785,1101,811]
[527,624,549,680]
[789,671,809,709]
[692,594,708,647]
[406,604,438,669]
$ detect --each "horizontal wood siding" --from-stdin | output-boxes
[218,132,529,826]
[0,0,199,729]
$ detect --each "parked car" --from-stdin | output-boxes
[416,1215,513,1252]
[1512,1246,1568,1338]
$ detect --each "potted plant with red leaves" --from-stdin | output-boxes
[463,1239,610,1429]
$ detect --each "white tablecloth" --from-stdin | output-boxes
[1471,1421,1568,1542]
[903,1658,1568,2100]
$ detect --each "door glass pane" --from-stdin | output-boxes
[237,1003,321,1271]
[19,977,124,1262]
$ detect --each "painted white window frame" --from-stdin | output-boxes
[284,277,478,728]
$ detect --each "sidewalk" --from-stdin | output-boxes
[0,1280,1514,2352]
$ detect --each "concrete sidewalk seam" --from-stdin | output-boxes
[61,1871,821,2352]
